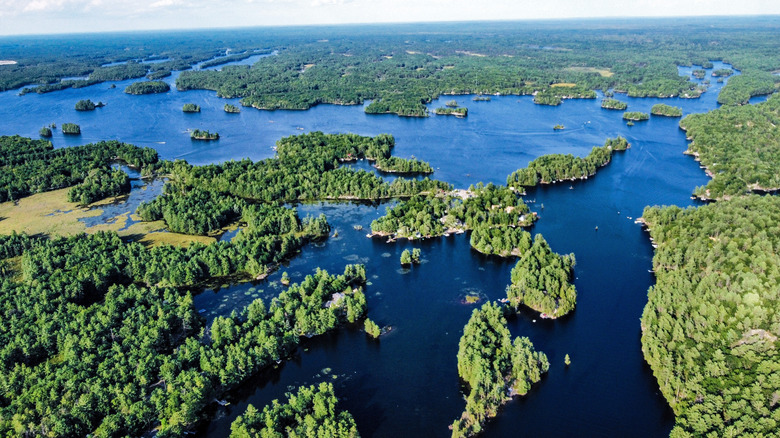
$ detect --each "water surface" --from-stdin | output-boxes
[0,58,741,437]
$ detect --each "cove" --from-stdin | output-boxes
[0,59,740,437]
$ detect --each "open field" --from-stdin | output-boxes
[0,188,215,246]
[565,66,614,77]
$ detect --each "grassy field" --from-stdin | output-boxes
[0,188,215,247]
[565,66,614,77]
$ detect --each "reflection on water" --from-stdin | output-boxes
[77,165,164,230]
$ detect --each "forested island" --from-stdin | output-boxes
[601,98,627,110]
[39,126,52,137]
[124,80,171,94]
[61,123,81,135]
[224,103,241,113]
[133,132,448,238]
[75,99,104,111]
[650,103,683,117]
[190,129,219,140]
[182,103,201,112]
[680,94,780,199]
[451,302,548,437]
[532,88,597,106]
[400,248,421,266]
[507,234,576,318]
[622,111,649,121]
[640,196,780,437]
[716,71,779,105]
[370,183,534,241]
[230,383,360,438]
[711,68,734,77]
[435,106,468,117]
[507,136,629,187]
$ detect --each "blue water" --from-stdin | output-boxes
[196,51,277,71]
[0,58,744,437]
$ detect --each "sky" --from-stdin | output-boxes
[1,0,779,36]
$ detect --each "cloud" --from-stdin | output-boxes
[311,0,355,6]
[149,0,185,8]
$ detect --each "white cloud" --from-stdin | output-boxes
[2,0,780,35]
[311,0,352,6]
[149,0,185,8]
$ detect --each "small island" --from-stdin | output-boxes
[623,111,649,121]
[451,302,549,438]
[182,103,201,112]
[39,126,52,137]
[224,103,241,113]
[445,100,459,107]
[692,69,707,79]
[472,95,491,101]
[553,124,565,130]
[190,129,219,140]
[651,103,683,117]
[364,318,382,338]
[61,123,81,135]
[712,68,734,77]
[370,184,535,242]
[507,136,630,187]
[124,80,170,95]
[75,99,104,111]
[601,98,627,110]
[506,233,577,318]
[434,106,468,117]
[399,248,421,266]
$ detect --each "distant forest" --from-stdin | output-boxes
[2,18,780,116]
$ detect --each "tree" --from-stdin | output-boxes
[400,249,412,266]
[364,318,381,338]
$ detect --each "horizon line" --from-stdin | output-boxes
[1,13,779,38]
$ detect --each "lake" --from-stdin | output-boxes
[0,59,745,437]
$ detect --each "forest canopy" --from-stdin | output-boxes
[452,302,548,437]
[507,137,629,187]
[679,93,780,199]
[230,382,360,438]
[641,196,780,437]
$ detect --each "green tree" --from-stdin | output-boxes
[400,249,412,266]
[364,318,381,338]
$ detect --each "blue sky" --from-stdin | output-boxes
[1,0,779,35]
